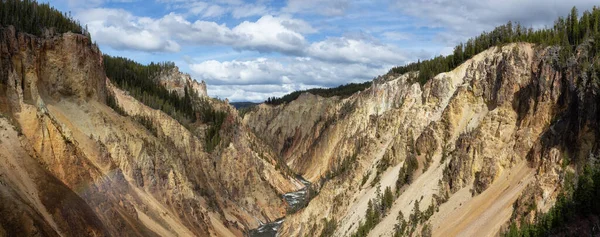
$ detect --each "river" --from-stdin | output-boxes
[248,178,311,237]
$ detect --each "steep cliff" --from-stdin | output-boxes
[0,25,302,236]
[244,42,600,236]
[3,2,600,236]
[156,66,208,98]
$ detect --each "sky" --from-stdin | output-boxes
[46,0,598,102]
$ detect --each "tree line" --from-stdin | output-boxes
[505,162,600,236]
[0,0,90,38]
[103,55,228,152]
[390,6,600,85]
[103,55,196,123]
[351,185,395,237]
[1,0,232,153]
[264,82,371,106]
[266,6,600,106]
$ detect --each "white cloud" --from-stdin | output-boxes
[283,0,351,16]
[78,7,408,65]
[77,8,180,52]
[201,5,227,18]
[381,32,412,41]
[306,37,408,65]
[78,9,313,54]
[393,0,599,45]
[190,58,287,85]
[158,0,268,19]
[64,0,136,8]
[231,15,312,53]
[230,4,269,19]
[207,84,312,102]
[190,56,388,97]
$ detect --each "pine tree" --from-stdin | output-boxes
[569,6,580,45]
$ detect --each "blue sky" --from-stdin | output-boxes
[46,0,598,102]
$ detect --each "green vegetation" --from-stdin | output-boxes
[0,0,90,37]
[104,55,229,152]
[505,163,600,236]
[265,82,371,106]
[393,198,436,237]
[393,211,408,237]
[390,6,600,85]
[371,153,393,187]
[351,185,395,237]
[229,102,258,109]
[134,115,157,136]
[236,106,256,118]
[266,5,600,106]
[326,153,358,180]
[421,223,432,237]
[105,91,126,116]
[395,153,418,194]
[361,173,369,187]
[231,102,258,117]
[0,0,230,152]
[201,104,227,153]
[319,218,337,237]
[103,55,196,122]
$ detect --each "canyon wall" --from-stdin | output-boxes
[0,26,301,236]
[245,42,599,236]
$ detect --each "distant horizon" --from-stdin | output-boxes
[46,0,599,102]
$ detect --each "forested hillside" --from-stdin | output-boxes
[0,0,89,37]
[4,0,600,236]
[390,6,600,85]
[103,55,228,152]
[266,7,600,106]
[265,81,371,106]
[506,162,600,236]
[103,55,196,122]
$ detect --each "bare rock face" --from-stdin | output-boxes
[3,21,599,237]
[243,93,341,180]
[156,67,208,98]
[0,26,300,236]
[244,43,599,237]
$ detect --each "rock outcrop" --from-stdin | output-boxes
[2,17,599,237]
[244,42,600,236]
[0,25,301,236]
[156,66,208,98]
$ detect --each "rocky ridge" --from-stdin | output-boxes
[156,66,208,98]
[244,42,600,236]
[0,25,302,236]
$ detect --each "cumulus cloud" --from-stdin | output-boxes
[78,8,408,66]
[190,56,390,101]
[393,0,599,45]
[207,84,314,102]
[306,37,408,65]
[231,15,312,53]
[77,8,181,52]
[77,9,313,54]
[190,58,288,85]
[190,57,389,86]
[76,5,415,101]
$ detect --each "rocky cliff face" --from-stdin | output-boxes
[156,67,208,98]
[2,20,598,237]
[0,25,301,236]
[244,42,600,236]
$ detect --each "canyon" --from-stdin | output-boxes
[1,4,600,237]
